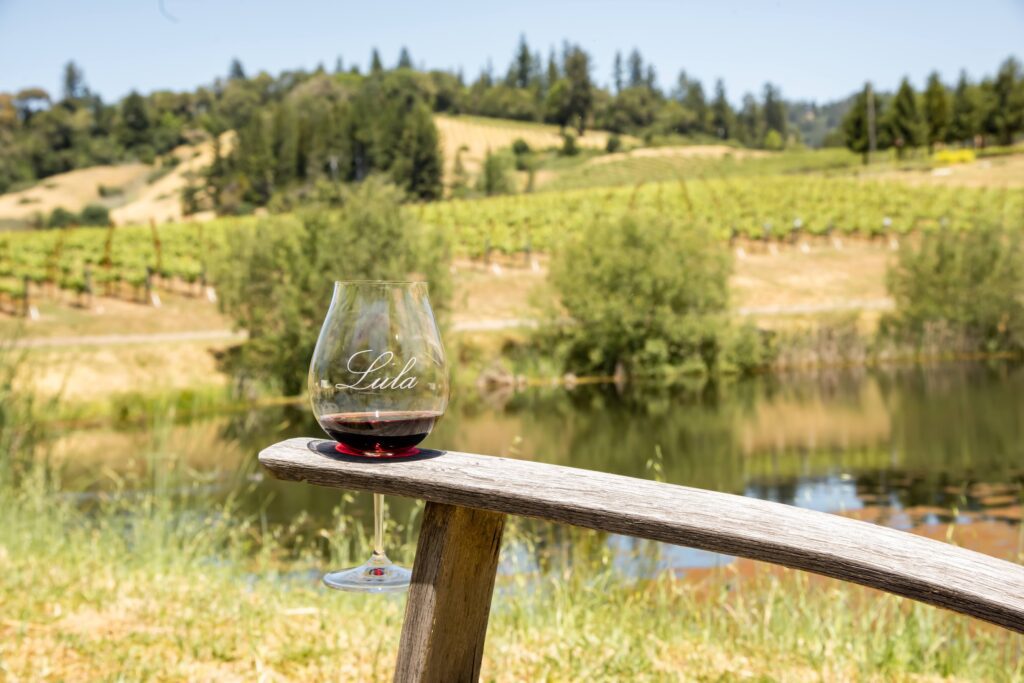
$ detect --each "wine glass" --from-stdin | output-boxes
[309,280,448,592]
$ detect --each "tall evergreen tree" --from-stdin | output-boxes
[228,58,247,81]
[613,51,624,94]
[397,47,413,70]
[61,61,86,102]
[887,77,922,157]
[762,83,787,137]
[545,49,559,89]
[710,79,734,139]
[681,74,708,134]
[842,84,878,163]
[738,92,764,147]
[922,71,950,152]
[118,91,151,149]
[991,56,1023,145]
[563,45,594,135]
[334,56,344,74]
[627,49,644,89]
[370,49,384,74]
[644,65,658,92]
[508,35,533,88]
[389,101,443,199]
[949,70,979,145]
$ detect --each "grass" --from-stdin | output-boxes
[0,350,1021,681]
[1,471,1021,681]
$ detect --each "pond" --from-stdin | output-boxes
[47,362,1024,576]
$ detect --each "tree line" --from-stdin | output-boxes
[1,39,1022,204]
[843,59,1024,162]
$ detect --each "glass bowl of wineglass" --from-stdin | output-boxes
[308,280,448,592]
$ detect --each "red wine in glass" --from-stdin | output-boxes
[308,280,448,592]
[318,410,441,456]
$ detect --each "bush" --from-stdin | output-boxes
[560,132,579,156]
[511,138,531,156]
[47,207,76,228]
[79,204,111,226]
[97,184,124,198]
[548,211,761,378]
[605,134,622,154]
[476,150,516,196]
[883,225,1024,353]
[212,177,451,396]
[763,130,784,151]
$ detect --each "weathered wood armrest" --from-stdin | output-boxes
[260,438,1024,681]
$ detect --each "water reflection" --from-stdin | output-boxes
[46,362,1024,574]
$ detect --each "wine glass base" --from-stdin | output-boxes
[333,442,421,458]
[323,555,412,593]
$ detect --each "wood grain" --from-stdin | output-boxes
[394,502,506,682]
[259,438,1024,633]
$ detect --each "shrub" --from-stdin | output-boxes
[511,138,531,156]
[212,177,451,396]
[560,132,579,156]
[606,134,622,154]
[97,183,124,197]
[476,150,516,196]
[763,130,784,151]
[548,211,761,378]
[79,204,111,227]
[47,207,76,228]
[883,225,1024,354]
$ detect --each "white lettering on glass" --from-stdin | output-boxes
[335,350,419,391]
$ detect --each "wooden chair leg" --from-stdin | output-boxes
[394,502,506,683]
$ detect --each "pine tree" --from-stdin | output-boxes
[370,49,383,74]
[991,56,1023,145]
[563,45,594,135]
[949,71,979,145]
[397,47,413,70]
[334,56,344,74]
[842,85,875,163]
[644,65,657,92]
[228,58,246,81]
[118,91,151,149]
[546,50,560,91]
[738,93,764,147]
[61,61,86,102]
[613,51,624,94]
[762,83,787,138]
[922,71,950,152]
[681,75,708,134]
[627,49,643,89]
[711,79,734,139]
[887,77,922,157]
[389,101,443,200]
[509,35,533,88]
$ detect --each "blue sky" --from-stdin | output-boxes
[2,0,1022,104]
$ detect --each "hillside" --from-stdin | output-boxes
[0,133,230,229]
[435,114,627,176]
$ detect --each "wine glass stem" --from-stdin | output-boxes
[373,492,385,557]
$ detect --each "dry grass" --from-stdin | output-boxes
[586,144,768,167]
[16,341,228,402]
[0,164,151,223]
[110,132,233,226]
[435,115,625,178]
[0,133,233,229]
[870,153,1024,188]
